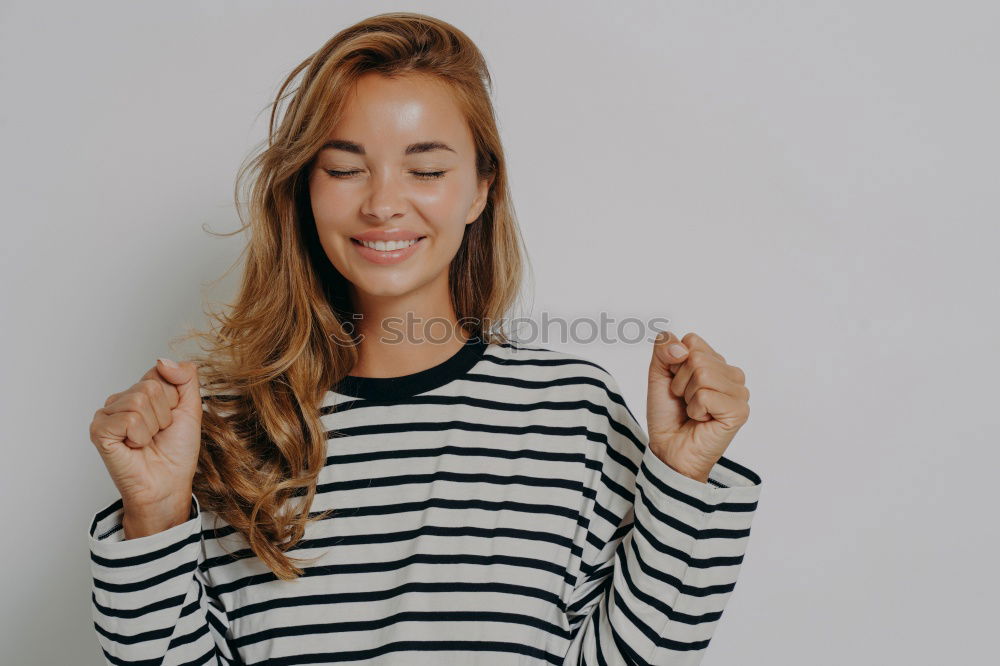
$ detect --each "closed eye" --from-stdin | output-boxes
[325,169,446,180]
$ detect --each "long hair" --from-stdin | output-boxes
[170,12,531,580]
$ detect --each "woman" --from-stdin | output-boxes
[87,12,762,665]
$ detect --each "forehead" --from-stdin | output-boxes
[329,72,472,151]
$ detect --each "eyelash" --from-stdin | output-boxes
[325,169,446,180]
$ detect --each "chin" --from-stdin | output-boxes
[349,273,425,299]
[355,283,417,298]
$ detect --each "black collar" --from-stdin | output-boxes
[333,336,490,401]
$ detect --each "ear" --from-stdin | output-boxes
[466,173,495,225]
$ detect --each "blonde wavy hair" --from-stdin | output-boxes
[170,12,531,580]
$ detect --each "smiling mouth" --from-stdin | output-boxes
[350,237,427,250]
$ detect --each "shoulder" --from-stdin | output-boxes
[483,339,616,383]
[482,340,632,413]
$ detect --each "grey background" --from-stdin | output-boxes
[2,1,997,663]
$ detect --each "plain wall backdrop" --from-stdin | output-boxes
[2,1,997,663]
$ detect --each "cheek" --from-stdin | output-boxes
[412,181,475,232]
[309,180,346,230]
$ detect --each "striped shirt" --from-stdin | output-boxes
[88,338,763,665]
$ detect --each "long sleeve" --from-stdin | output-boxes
[88,494,238,665]
[562,371,763,665]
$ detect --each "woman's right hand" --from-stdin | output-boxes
[89,358,203,538]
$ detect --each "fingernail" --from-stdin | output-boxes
[158,357,178,369]
[655,331,666,343]
[668,343,687,357]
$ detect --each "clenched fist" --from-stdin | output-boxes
[646,331,751,483]
[89,358,203,538]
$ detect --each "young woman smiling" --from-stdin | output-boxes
[87,12,762,666]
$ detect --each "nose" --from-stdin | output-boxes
[361,169,407,223]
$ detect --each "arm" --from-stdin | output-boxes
[562,373,762,665]
[89,494,238,665]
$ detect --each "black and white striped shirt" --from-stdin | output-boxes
[88,338,763,665]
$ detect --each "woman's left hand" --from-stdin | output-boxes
[646,330,751,483]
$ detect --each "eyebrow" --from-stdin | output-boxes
[319,139,456,156]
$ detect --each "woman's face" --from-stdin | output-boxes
[308,72,491,310]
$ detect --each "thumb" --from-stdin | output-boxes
[647,331,690,440]
[156,358,203,415]
[651,330,689,377]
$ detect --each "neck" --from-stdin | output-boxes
[348,285,470,379]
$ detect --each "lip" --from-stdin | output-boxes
[351,229,426,242]
[351,236,426,265]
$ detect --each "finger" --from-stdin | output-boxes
[90,410,135,460]
[136,378,174,431]
[118,410,155,448]
[669,352,729,398]
[682,367,748,407]
[140,364,182,409]
[681,332,726,364]
[687,387,750,428]
[102,390,160,441]
[673,355,749,405]
[95,408,155,449]
[653,330,691,375]
[154,359,201,408]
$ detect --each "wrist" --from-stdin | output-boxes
[666,462,710,484]
[122,494,193,539]
[672,466,710,484]
[650,446,712,484]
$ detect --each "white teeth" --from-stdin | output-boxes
[360,238,420,251]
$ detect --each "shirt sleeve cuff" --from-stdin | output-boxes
[88,494,201,562]
[637,444,762,530]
